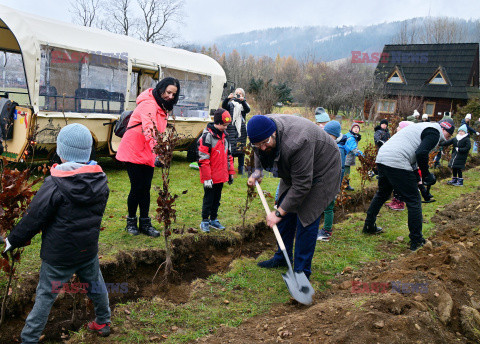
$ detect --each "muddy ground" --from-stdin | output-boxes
[1,158,479,343]
[200,191,480,344]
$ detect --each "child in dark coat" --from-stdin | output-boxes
[374,119,391,148]
[3,123,111,341]
[198,109,235,232]
[441,124,471,186]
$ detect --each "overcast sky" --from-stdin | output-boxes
[1,0,479,43]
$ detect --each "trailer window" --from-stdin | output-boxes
[39,47,128,113]
[0,51,30,105]
[163,68,211,118]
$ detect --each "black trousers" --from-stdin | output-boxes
[126,162,154,218]
[365,164,423,243]
[202,183,223,221]
[452,168,462,178]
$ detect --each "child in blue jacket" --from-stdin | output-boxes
[317,120,348,241]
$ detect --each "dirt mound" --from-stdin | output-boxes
[200,192,480,344]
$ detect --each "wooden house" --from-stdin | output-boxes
[365,43,480,121]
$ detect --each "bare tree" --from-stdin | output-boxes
[137,0,184,43]
[395,94,424,118]
[421,17,466,44]
[110,0,136,35]
[393,18,419,44]
[69,0,102,27]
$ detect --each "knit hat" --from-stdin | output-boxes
[438,119,455,135]
[213,109,232,124]
[324,120,341,138]
[398,121,413,130]
[380,119,388,126]
[413,110,420,117]
[458,124,468,133]
[247,115,277,143]
[314,107,330,123]
[465,113,472,120]
[56,123,92,163]
[422,114,429,120]
[351,122,361,131]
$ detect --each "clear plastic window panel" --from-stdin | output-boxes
[163,68,211,118]
[0,51,30,105]
[39,47,128,113]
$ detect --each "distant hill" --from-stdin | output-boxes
[204,18,479,62]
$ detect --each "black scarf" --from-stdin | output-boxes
[350,130,361,142]
[152,77,180,112]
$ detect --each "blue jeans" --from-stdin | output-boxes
[272,208,322,279]
[21,256,111,344]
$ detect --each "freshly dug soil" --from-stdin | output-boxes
[200,191,480,344]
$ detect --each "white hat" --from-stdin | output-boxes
[413,110,420,117]
[422,114,429,119]
[465,113,472,120]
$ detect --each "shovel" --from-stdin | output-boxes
[255,181,314,305]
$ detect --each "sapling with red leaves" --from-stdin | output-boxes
[151,121,187,282]
[239,145,257,228]
[0,159,46,327]
[357,143,378,210]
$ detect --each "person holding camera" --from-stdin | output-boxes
[362,119,455,251]
[222,88,250,175]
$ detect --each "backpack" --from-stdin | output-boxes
[0,98,17,142]
[113,110,141,138]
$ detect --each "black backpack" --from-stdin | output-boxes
[113,110,141,138]
[0,98,17,142]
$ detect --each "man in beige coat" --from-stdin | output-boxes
[247,114,341,278]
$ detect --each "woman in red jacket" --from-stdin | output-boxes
[116,77,180,237]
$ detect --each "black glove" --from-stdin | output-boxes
[228,174,234,185]
[154,156,164,168]
[423,172,436,186]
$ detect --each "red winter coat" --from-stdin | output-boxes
[198,123,235,183]
[116,89,167,167]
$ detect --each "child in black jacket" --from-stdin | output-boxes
[3,123,111,341]
[441,124,471,186]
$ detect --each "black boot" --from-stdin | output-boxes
[139,217,160,237]
[126,216,139,235]
[362,222,384,235]
[345,179,354,191]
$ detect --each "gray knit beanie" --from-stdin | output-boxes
[56,123,92,163]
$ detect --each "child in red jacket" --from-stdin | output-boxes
[198,109,235,232]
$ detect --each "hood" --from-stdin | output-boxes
[50,163,109,206]
[136,88,156,105]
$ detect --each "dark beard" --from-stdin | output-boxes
[257,150,275,170]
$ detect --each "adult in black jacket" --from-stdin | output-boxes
[441,124,471,186]
[222,87,250,174]
[4,123,112,341]
[374,119,391,148]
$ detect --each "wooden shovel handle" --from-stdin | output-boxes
[255,181,286,251]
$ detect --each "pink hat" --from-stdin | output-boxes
[398,121,413,130]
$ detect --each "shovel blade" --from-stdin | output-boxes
[282,269,314,305]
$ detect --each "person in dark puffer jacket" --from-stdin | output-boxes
[374,119,391,148]
[198,109,236,232]
[222,88,250,175]
[3,123,111,341]
[440,124,471,186]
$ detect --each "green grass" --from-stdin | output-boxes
[4,117,479,344]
